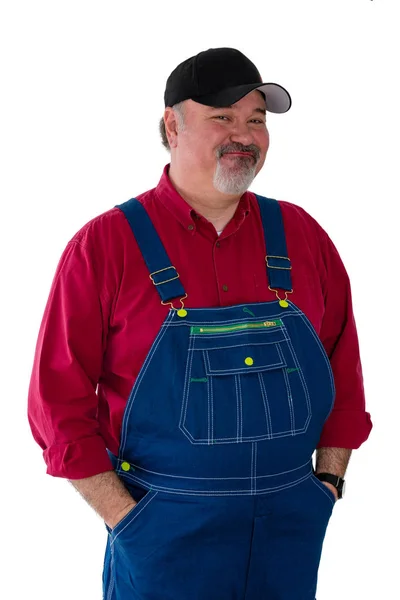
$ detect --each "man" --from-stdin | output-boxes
[28,47,373,599]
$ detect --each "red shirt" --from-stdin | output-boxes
[27,164,373,479]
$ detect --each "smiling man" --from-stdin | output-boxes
[165,92,268,235]
[28,47,372,599]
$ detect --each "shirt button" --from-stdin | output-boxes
[222,285,228,292]
[187,224,194,231]
[216,241,221,247]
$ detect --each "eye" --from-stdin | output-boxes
[213,116,265,124]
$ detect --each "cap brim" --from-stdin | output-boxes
[192,82,291,114]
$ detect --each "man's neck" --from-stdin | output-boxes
[168,164,241,232]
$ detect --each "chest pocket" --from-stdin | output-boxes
[180,320,311,444]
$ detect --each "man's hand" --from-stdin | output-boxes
[321,481,338,501]
[106,500,137,530]
[69,471,138,529]
[316,447,351,503]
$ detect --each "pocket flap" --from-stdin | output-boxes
[204,342,286,376]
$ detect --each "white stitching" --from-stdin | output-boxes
[119,471,313,496]
[278,343,295,433]
[120,311,174,452]
[180,331,194,424]
[237,375,243,442]
[182,340,292,443]
[209,354,214,444]
[179,334,196,433]
[250,443,254,494]
[179,425,309,444]
[167,304,297,323]
[205,361,285,375]
[280,325,312,430]
[235,375,240,443]
[309,475,335,507]
[254,443,258,493]
[191,335,286,347]
[110,491,158,546]
[105,541,115,600]
[117,457,312,480]
[258,372,272,438]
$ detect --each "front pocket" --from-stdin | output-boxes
[310,474,336,506]
[108,489,158,543]
[180,323,311,444]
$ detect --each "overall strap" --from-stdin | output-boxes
[115,194,292,301]
[115,198,186,303]
[255,194,292,292]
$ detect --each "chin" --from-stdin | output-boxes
[213,161,258,195]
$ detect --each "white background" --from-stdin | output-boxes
[1,1,398,598]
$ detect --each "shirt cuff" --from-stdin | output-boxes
[316,409,373,449]
[44,435,115,479]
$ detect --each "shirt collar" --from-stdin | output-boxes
[154,163,251,235]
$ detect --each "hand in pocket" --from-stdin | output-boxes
[106,500,137,530]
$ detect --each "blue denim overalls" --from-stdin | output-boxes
[102,195,337,600]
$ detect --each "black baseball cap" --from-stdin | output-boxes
[164,47,291,114]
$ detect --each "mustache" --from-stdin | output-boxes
[219,146,259,160]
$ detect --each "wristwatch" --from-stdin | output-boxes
[315,472,346,499]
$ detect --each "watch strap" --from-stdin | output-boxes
[315,472,345,499]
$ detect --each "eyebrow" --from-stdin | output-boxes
[209,106,266,116]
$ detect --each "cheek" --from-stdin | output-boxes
[258,129,270,151]
[256,133,269,169]
[193,127,221,149]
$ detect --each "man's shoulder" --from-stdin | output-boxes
[69,206,128,247]
[285,199,333,241]
[68,188,154,248]
[253,194,326,240]
[277,198,320,227]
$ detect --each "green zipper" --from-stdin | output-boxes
[191,319,283,335]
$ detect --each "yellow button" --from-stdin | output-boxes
[121,462,130,471]
[244,357,254,366]
[177,309,187,317]
[279,300,289,308]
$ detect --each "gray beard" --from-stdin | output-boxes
[213,156,257,195]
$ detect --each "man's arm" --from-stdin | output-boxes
[28,236,136,528]
[315,447,352,500]
[28,239,115,479]
[69,472,136,529]
[310,218,372,450]
[316,447,352,477]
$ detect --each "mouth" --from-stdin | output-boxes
[223,152,255,160]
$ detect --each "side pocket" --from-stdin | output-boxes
[107,489,158,543]
[310,474,336,507]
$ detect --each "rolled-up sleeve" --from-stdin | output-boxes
[27,239,114,479]
[316,229,373,449]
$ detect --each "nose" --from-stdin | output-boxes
[227,120,257,148]
[229,133,254,148]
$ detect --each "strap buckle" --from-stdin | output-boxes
[265,255,292,270]
[268,286,293,302]
[161,293,188,312]
[149,266,180,286]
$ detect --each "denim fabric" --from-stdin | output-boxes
[102,196,336,599]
